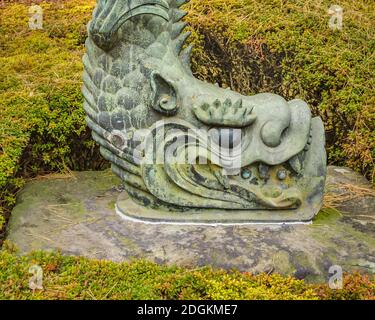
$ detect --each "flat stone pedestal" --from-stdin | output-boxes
[6,167,375,282]
[116,194,321,224]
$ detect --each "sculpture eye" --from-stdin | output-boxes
[209,128,242,150]
[151,72,178,115]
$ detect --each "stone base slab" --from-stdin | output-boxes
[116,195,319,224]
[6,167,375,282]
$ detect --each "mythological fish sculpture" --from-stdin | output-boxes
[83,0,327,223]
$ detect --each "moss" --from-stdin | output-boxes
[0,216,5,231]
[272,250,296,275]
[339,223,375,249]
[313,208,375,249]
[312,208,342,225]
[0,247,373,300]
[107,200,116,210]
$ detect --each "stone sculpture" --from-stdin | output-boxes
[82,0,327,223]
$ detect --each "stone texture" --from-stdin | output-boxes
[6,167,374,283]
[326,166,375,218]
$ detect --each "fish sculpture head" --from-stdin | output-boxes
[83,0,327,223]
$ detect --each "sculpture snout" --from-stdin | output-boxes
[192,91,293,150]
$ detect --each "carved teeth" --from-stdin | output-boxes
[258,163,270,179]
[194,98,256,127]
[289,154,303,174]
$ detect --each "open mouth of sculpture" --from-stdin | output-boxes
[136,120,304,211]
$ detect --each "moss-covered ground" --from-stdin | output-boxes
[1,244,374,300]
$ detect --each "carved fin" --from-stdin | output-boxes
[171,9,187,22]
[174,0,190,8]
[82,55,95,79]
[179,44,193,72]
[82,71,98,100]
[82,87,98,114]
[83,101,98,121]
[171,21,188,39]
[174,31,191,54]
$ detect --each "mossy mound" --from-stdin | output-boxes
[1,246,374,300]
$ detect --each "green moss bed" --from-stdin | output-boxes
[0,243,374,300]
[0,0,374,299]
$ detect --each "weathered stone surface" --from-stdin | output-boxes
[6,167,374,282]
[326,166,375,218]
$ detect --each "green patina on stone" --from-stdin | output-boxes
[82,0,327,222]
